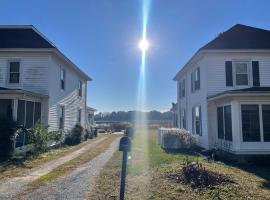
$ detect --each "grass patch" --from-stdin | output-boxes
[90,129,270,200]
[33,135,119,185]
[0,136,105,180]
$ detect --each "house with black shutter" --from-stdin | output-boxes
[174,24,270,155]
[0,25,91,147]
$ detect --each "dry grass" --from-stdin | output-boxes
[90,129,270,200]
[32,135,119,186]
[0,135,106,180]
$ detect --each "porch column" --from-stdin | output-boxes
[12,99,18,121]
[231,100,241,151]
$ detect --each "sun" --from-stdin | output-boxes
[138,39,149,52]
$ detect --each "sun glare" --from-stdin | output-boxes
[139,39,149,52]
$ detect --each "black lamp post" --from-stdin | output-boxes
[119,136,131,200]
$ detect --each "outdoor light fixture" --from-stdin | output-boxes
[138,38,149,52]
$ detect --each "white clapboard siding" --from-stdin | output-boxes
[48,55,87,132]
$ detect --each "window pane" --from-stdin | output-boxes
[236,74,248,85]
[217,107,224,139]
[262,105,270,142]
[224,105,232,141]
[241,105,261,142]
[182,80,185,97]
[10,62,20,72]
[0,99,12,119]
[78,109,81,123]
[9,73,20,83]
[17,100,25,126]
[236,63,248,73]
[60,69,65,90]
[25,101,34,128]
[34,102,41,125]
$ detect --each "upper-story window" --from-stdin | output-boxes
[191,67,200,92]
[78,81,83,97]
[179,79,185,98]
[9,61,20,84]
[235,62,249,86]
[60,67,66,90]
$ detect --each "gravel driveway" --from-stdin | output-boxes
[0,137,106,200]
[22,138,120,200]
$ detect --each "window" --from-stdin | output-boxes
[9,61,20,83]
[0,99,12,119]
[179,79,185,98]
[78,109,82,123]
[59,106,65,129]
[181,109,186,129]
[191,68,200,92]
[241,105,261,142]
[192,105,201,135]
[17,100,41,128]
[217,107,224,139]
[60,68,66,90]
[78,81,83,97]
[217,105,232,141]
[262,105,270,141]
[235,62,249,86]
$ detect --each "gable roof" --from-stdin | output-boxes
[0,25,91,81]
[174,24,270,80]
[201,24,270,50]
[0,25,55,48]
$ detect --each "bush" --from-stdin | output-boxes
[160,128,197,150]
[64,124,84,146]
[29,122,63,153]
[0,118,17,161]
[167,158,234,189]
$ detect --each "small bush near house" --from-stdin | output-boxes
[0,118,17,161]
[64,124,84,146]
[167,158,234,189]
[29,123,63,153]
[161,129,197,150]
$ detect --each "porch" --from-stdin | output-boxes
[208,87,270,155]
[0,87,48,148]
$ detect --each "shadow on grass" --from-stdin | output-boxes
[163,148,198,156]
[217,157,270,190]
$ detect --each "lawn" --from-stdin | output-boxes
[90,129,270,200]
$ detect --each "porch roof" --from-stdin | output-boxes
[207,87,270,101]
[0,87,48,98]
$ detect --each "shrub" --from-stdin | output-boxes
[0,118,17,161]
[160,128,197,150]
[64,124,84,146]
[167,158,234,189]
[29,122,63,153]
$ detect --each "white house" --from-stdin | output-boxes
[174,24,270,155]
[86,106,96,130]
[0,25,91,133]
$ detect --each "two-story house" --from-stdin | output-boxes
[174,24,270,155]
[0,25,91,133]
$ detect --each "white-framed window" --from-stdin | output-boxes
[9,61,20,84]
[192,105,202,135]
[217,105,232,141]
[234,62,249,86]
[179,79,185,98]
[60,67,66,90]
[191,67,200,92]
[78,81,83,97]
[59,106,65,129]
[78,108,82,123]
[241,104,270,142]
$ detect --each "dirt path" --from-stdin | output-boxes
[22,138,120,200]
[0,137,106,199]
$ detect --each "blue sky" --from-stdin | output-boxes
[1,0,270,112]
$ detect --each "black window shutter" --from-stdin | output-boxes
[225,61,233,86]
[252,61,260,86]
